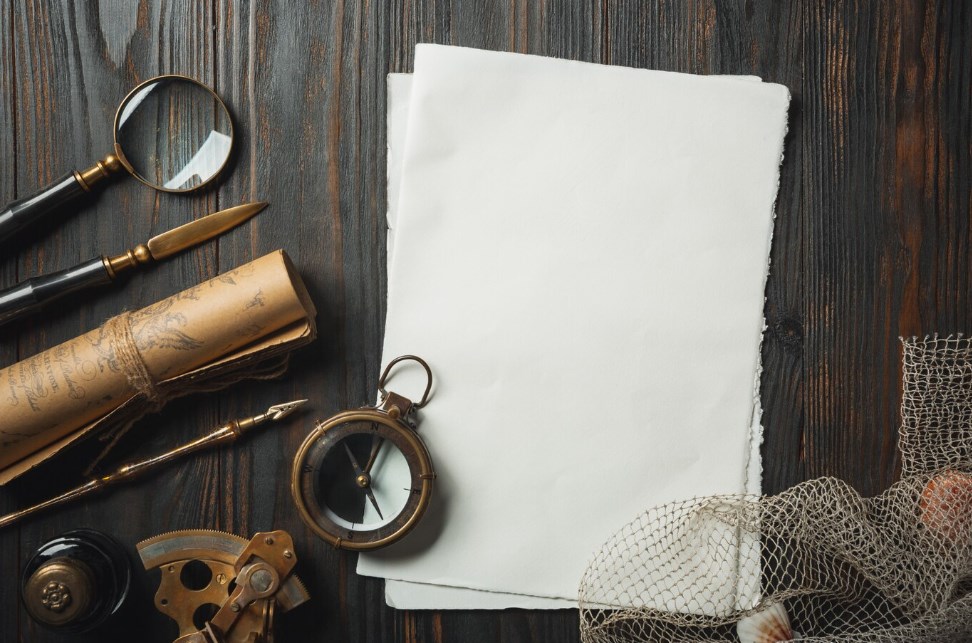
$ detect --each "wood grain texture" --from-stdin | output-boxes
[0,2,20,641]
[790,0,972,496]
[0,1,969,641]
[1,1,223,641]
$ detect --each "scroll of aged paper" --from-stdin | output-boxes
[0,249,316,483]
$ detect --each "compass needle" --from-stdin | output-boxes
[366,490,384,521]
[343,443,385,520]
[364,432,384,474]
[343,442,364,472]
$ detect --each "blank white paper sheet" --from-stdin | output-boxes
[360,45,790,608]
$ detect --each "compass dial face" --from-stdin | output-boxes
[292,411,434,550]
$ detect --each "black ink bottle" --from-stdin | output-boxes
[21,528,132,633]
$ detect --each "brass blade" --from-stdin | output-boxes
[146,201,268,260]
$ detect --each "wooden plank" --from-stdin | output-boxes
[214,1,395,641]
[797,0,971,496]
[0,1,969,641]
[1,1,219,640]
[0,1,21,641]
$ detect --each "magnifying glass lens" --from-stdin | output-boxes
[114,77,232,192]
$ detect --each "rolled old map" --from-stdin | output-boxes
[0,249,316,481]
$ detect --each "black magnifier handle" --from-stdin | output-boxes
[0,155,122,248]
[0,257,112,327]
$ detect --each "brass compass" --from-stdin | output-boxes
[291,356,436,550]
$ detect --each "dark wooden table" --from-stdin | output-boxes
[1,1,969,641]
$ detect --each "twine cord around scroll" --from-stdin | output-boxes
[88,354,291,474]
[105,312,163,410]
[87,314,292,473]
[99,310,289,432]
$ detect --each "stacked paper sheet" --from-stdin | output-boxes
[362,45,790,610]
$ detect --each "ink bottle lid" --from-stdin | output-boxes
[21,528,132,633]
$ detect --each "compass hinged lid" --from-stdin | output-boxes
[379,391,414,422]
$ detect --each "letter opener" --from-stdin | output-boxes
[0,201,267,327]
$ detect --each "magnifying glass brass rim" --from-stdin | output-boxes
[111,73,235,193]
[0,74,236,248]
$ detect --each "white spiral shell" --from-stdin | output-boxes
[736,603,794,643]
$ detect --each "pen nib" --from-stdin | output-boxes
[267,399,309,421]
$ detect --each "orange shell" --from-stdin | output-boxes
[919,470,972,543]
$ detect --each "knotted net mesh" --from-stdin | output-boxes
[580,335,972,642]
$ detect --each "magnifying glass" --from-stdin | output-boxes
[0,74,234,246]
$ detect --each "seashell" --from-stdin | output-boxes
[736,603,794,643]
[919,470,972,544]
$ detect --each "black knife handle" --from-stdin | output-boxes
[0,257,112,327]
[0,172,90,247]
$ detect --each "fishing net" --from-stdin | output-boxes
[580,335,972,642]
